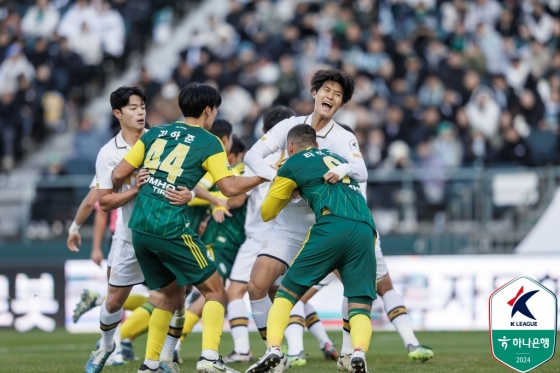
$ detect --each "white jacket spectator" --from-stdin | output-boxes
[524,4,554,44]
[506,58,530,94]
[57,0,98,39]
[465,86,501,139]
[464,0,502,33]
[0,44,35,94]
[21,0,60,39]
[96,1,125,58]
[69,23,103,66]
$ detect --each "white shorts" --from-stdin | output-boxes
[257,225,309,270]
[230,236,267,283]
[312,230,388,290]
[107,234,117,268]
[108,238,145,287]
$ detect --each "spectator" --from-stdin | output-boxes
[21,0,60,40]
[465,86,501,141]
[96,1,125,59]
[524,2,554,45]
[73,114,109,162]
[464,0,502,33]
[57,0,97,39]
[0,43,35,95]
[498,127,532,166]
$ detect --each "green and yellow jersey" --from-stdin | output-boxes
[262,147,375,230]
[202,162,247,250]
[124,122,233,238]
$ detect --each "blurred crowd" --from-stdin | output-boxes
[133,0,560,175]
[0,0,185,172]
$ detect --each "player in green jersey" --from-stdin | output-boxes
[111,83,265,373]
[246,124,377,373]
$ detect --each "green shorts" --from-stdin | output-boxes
[132,230,216,290]
[207,239,240,280]
[281,214,377,305]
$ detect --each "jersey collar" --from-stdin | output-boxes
[115,129,147,149]
[303,114,335,138]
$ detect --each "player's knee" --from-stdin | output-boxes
[227,281,247,300]
[104,297,124,313]
[247,280,268,300]
[376,274,393,296]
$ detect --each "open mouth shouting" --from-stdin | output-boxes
[321,101,333,112]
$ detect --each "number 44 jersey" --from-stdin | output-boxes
[270,147,376,231]
[124,121,234,239]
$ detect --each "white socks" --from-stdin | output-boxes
[228,299,250,354]
[382,289,419,347]
[99,301,123,351]
[304,302,332,349]
[285,301,305,355]
[160,309,185,362]
[250,296,272,343]
[340,297,353,355]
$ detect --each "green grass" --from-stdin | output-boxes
[0,329,558,372]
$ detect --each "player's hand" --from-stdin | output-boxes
[90,247,103,266]
[323,171,341,184]
[136,168,150,187]
[213,206,232,223]
[166,186,193,205]
[291,188,301,199]
[67,233,81,252]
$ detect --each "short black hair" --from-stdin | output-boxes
[287,124,316,148]
[339,124,355,135]
[310,69,354,104]
[110,86,146,111]
[178,82,222,118]
[230,135,247,156]
[263,105,295,132]
[210,118,232,140]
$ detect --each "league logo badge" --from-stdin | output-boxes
[490,276,557,372]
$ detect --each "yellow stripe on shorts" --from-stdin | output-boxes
[188,235,208,267]
[182,235,207,268]
[290,226,312,266]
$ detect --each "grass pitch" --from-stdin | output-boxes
[0,329,558,373]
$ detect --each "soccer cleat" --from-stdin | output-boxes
[84,343,115,373]
[160,361,181,373]
[74,289,101,323]
[271,355,290,373]
[245,346,283,373]
[337,354,352,372]
[322,342,339,361]
[350,349,368,373]
[121,340,136,361]
[105,349,124,366]
[223,350,253,363]
[197,355,240,373]
[173,348,183,364]
[137,364,160,372]
[407,344,434,362]
[286,351,306,367]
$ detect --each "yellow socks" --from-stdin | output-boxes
[121,302,154,341]
[201,301,225,351]
[145,308,173,361]
[123,294,148,311]
[267,290,297,348]
[348,308,372,352]
[181,309,201,341]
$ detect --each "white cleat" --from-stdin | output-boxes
[350,349,368,373]
[197,355,240,373]
[271,355,290,373]
[245,346,283,373]
[337,354,352,372]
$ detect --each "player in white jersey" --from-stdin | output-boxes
[244,70,367,371]
[83,86,193,373]
[221,106,295,364]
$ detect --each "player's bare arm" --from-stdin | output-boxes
[99,164,149,211]
[67,187,97,252]
[215,174,266,197]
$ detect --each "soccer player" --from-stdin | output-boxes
[83,86,193,373]
[246,124,377,373]
[334,124,434,369]
[244,69,366,370]
[111,83,265,373]
[222,106,295,364]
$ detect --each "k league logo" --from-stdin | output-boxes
[490,276,557,373]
